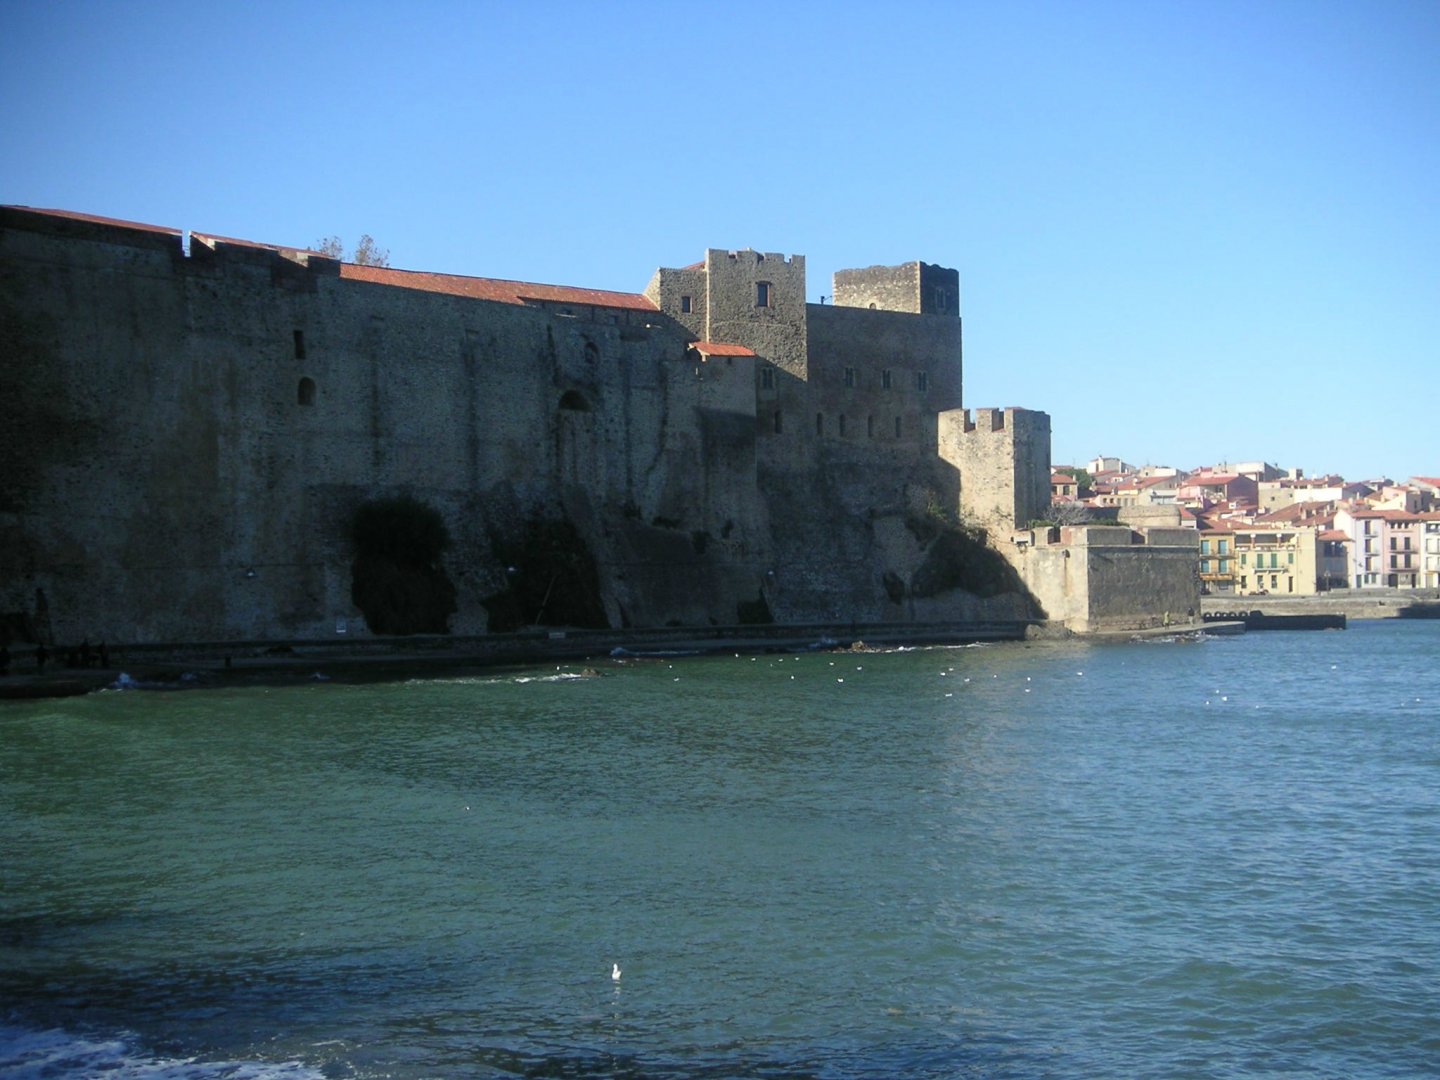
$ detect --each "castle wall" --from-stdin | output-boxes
[1009,525,1201,632]
[643,265,706,339]
[703,249,807,380]
[806,302,961,451]
[939,407,1052,536]
[832,261,959,317]
[0,209,772,644]
[833,262,921,312]
[3,208,1196,643]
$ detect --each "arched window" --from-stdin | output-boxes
[297,377,316,406]
[584,342,600,366]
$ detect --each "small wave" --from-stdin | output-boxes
[608,646,701,658]
[0,1022,326,1079]
[104,672,209,692]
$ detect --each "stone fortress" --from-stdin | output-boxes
[0,206,1196,646]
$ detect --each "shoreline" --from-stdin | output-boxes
[2,619,1036,699]
[9,598,1431,701]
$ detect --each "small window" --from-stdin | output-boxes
[756,282,771,308]
[916,371,929,392]
[680,295,692,314]
[894,416,902,438]
[1219,558,1229,573]
[844,367,855,388]
[816,412,824,437]
[293,330,306,360]
[867,415,874,438]
[1201,539,1211,555]
[838,415,847,437]
[774,410,782,434]
[760,366,774,389]
[881,369,892,390]
[1200,559,1211,573]
[1218,539,1229,554]
[297,377,316,406]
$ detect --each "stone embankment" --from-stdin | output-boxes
[1201,591,1440,622]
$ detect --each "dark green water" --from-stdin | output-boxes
[2,622,1438,1078]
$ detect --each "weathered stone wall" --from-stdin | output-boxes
[4,210,1195,643]
[0,209,772,643]
[643,265,706,339]
[1009,525,1200,632]
[831,261,960,318]
[939,407,1052,536]
[704,249,808,380]
[917,263,960,317]
[833,262,921,312]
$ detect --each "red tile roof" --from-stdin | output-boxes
[691,341,755,357]
[3,205,181,238]
[341,264,657,311]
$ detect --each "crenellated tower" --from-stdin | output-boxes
[939,406,1052,535]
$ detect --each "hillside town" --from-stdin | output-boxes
[1049,458,1440,597]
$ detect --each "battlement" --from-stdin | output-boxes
[940,406,1052,534]
[956,406,1047,435]
[720,249,798,266]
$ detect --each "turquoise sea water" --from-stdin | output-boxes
[2,621,1438,1078]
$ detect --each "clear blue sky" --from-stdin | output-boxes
[4,0,1436,482]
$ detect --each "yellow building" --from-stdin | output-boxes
[1200,524,1322,596]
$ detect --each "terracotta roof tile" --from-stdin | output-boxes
[340,263,657,311]
[4,204,181,238]
[691,341,755,357]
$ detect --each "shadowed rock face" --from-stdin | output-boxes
[349,497,457,635]
[481,518,608,634]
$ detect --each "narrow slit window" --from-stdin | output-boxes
[756,281,771,308]
[680,295,692,314]
[297,377,316,406]
[293,330,306,359]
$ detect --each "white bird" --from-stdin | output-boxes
[611,963,622,981]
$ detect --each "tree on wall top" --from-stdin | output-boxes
[314,234,391,266]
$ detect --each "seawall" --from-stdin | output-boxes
[1201,592,1440,621]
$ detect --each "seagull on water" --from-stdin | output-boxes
[612,963,622,981]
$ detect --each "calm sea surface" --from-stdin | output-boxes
[2,621,1438,1079]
